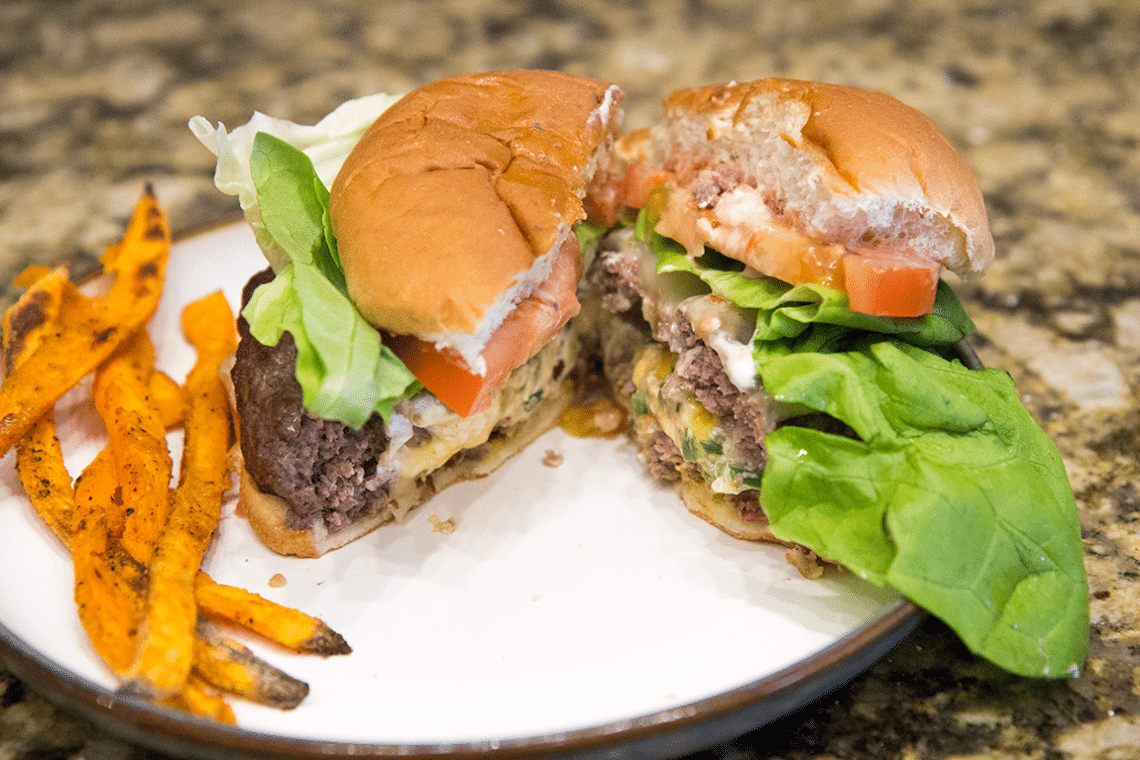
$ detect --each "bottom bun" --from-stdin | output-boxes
[235,462,386,558]
[673,474,826,580]
[675,474,777,543]
[233,379,577,558]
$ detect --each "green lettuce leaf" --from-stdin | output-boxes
[759,339,1088,678]
[639,212,1089,678]
[648,228,975,350]
[246,131,419,428]
[575,219,608,259]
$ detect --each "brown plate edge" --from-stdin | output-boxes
[0,597,924,760]
[0,227,979,760]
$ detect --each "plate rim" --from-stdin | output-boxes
[0,596,923,759]
[0,220,966,759]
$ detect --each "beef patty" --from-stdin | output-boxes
[232,269,394,532]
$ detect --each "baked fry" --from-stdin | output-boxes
[194,574,352,656]
[2,267,145,673]
[2,265,68,375]
[93,330,172,558]
[161,674,236,724]
[4,271,74,545]
[149,370,183,429]
[15,375,180,552]
[122,292,236,699]
[0,187,169,458]
[71,452,146,673]
[14,413,72,544]
[193,617,309,710]
[2,196,345,722]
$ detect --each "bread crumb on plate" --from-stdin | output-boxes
[429,515,457,534]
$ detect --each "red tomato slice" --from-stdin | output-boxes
[385,334,496,418]
[843,251,941,317]
[622,162,673,209]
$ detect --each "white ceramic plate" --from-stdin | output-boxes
[0,222,921,759]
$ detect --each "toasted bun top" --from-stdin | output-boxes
[330,70,623,337]
[635,78,993,277]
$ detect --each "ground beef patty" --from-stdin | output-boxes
[232,269,394,532]
[657,316,768,471]
[586,237,768,475]
[585,232,775,525]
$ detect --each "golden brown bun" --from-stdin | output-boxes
[643,78,994,277]
[330,70,623,337]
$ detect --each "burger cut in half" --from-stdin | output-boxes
[584,79,994,560]
[191,71,623,557]
[579,79,1087,679]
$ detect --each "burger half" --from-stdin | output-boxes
[584,78,994,556]
[192,70,623,557]
[579,79,1087,678]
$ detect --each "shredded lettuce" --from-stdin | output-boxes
[190,98,420,427]
[190,93,399,273]
[639,216,1089,679]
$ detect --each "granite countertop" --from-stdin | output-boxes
[1,1,1138,758]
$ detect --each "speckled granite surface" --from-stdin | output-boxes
[1,1,1139,758]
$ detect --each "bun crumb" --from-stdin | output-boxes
[429,515,457,534]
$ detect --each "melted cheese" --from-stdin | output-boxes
[677,293,757,391]
[383,327,578,520]
[630,343,763,495]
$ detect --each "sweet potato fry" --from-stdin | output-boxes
[4,269,75,545]
[14,413,73,544]
[5,273,185,550]
[192,617,309,710]
[16,385,178,553]
[149,370,183,429]
[92,330,172,557]
[3,196,347,722]
[3,266,145,673]
[194,574,351,656]
[3,265,68,375]
[0,186,169,458]
[161,674,236,724]
[122,292,236,699]
[71,451,146,674]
